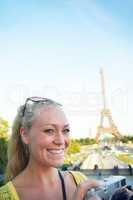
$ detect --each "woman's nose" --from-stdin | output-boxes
[54,133,64,145]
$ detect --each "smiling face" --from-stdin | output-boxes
[21,105,70,168]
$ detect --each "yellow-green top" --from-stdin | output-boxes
[0,171,87,200]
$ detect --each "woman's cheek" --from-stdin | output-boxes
[65,137,70,148]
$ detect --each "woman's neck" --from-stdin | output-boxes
[13,160,60,188]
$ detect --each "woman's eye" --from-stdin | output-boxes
[44,129,54,134]
[63,129,70,135]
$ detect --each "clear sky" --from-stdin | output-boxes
[0,0,133,138]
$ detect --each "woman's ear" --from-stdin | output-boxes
[20,127,29,144]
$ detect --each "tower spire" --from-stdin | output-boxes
[96,69,123,142]
[100,68,107,109]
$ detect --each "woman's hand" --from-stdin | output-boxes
[73,179,103,200]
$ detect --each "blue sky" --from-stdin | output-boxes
[0,0,133,138]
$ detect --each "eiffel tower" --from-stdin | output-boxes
[96,69,123,142]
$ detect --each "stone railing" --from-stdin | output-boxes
[79,168,132,176]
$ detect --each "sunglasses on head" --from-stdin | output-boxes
[22,96,61,117]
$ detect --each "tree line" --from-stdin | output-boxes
[0,118,8,174]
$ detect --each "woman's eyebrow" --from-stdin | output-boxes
[42,123,70,127]
[64,124,70,128]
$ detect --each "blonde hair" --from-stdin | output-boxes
[5,99,61,181]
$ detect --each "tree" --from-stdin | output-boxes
[0,118,9,138]
[122,135,133,143]
[0,117,9,173]
[0,138,8,173]
[67,140,80,154]
[75,137,96,145]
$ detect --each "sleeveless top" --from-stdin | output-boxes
[0,171,87,200]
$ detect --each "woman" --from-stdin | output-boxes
[0,97,101,200]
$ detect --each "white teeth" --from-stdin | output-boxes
[48,149,64,154]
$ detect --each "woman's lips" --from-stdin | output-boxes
[47,149,65,155]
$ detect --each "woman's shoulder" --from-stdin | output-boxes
[0,181,19,200]
[67,171,88,185]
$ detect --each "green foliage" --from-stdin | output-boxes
[0,138,8,173]
[116,153,133,165]
[67,140,80,154]
[122,135,133,143]
[66,137,96,156]
[0,118,9,139]
[0,118,9,173]
[75,137,96,145]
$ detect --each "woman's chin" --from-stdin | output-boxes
[52,160,64,168]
